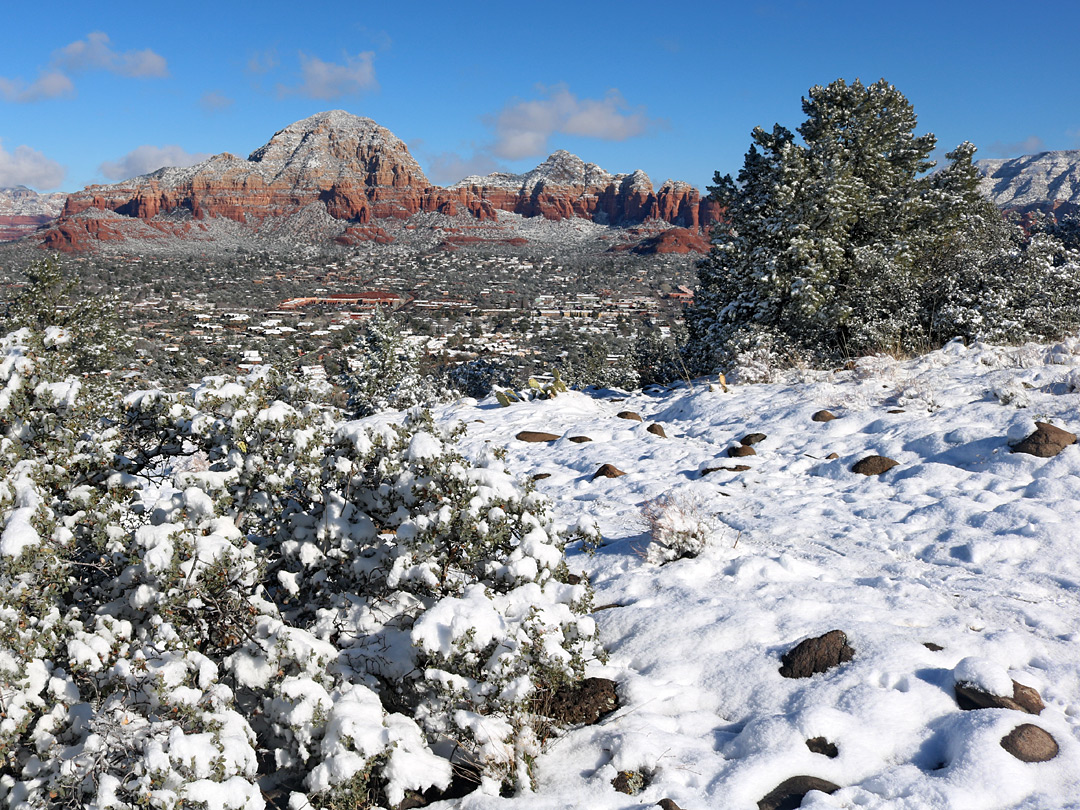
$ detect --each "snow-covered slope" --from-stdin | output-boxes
[977,150,1080,211]
[0,185,67,216]
[451,150,624,192]
[432,337,1080,809]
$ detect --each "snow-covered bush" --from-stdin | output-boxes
[0,268,605,804]
[334,309,442,417]
[640,491,719,564]
[447,356,520,399]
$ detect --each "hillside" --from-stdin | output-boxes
[3,304,1080,808]
[977,150,1080,213]
[433,337,1080,809]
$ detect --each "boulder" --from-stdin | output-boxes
[568,436,593,443]
[617,410,644,422]
[516,431,561,443]
[811,410,837,422]
[1011,421,1077,457]
[740,432,767,446]
[805,737,838,758]
[955,679,1045,715]
[728,445,757,458]
[852,455,899,476]
[657,801,684,810]
[1000,723,1059,763]
[592,464,625,480]
[757,776,841,810]
[612,770,647,795]
[779,630,855,679]
[647,423,668,438]
[543,677,618,725]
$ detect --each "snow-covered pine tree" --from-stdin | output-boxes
[685,79,1071,370]
[334,308,438,416]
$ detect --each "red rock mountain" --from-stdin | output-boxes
[42,111,719,252]
[0,186,67,241]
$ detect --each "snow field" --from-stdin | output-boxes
[436,338,1080,809]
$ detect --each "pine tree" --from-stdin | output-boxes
[685,79,1070,370]
[334,308,437,416]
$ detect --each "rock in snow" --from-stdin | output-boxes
[1010,421,1076,457]
[778,629,855,679]
[1000,724,1060,763]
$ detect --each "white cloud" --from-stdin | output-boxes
[425,151,507,185]
[281,51,378,100]
[0,31,167,104]
[200,91,234,113]
[986,135,1047,158]
[99,145,210,181]
[247,48,279,75]
[0,71,74,102]
[0,140,67,190]
[52,31,168,78]
[492,84,656,160]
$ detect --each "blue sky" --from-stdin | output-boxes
[2,0,1078,193]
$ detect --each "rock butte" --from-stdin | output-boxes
[41,110,721,253]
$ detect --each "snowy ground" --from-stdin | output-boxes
[429,337,1080,809]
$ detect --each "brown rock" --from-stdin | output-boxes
[852,456,899,476]
[617,410,643,422]
[740,432,767,446]
[806,737,839,758]
[779,630,855,679]
[811,410,837,422]
[543,677,619,725]
[1000,724,1059,763]
[515,431,561,443]
[592,464,625,480]
[1011,422,1077,458]
[568,436,593,443]
[955,679,1045,715]
[530,473,551,481]
[757,776,841,810]
[612,770,647,796]
[657,801,684,810]
[825,452,839,460]
[923,642,944,651]
[646,423,667,438]
[702,465,750,475]
[728,445,757,458]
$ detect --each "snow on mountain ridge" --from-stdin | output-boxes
[977,149,1080,210]
[0,186,66,217]
[452,150,654,194]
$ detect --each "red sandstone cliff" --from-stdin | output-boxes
[42,111,719,253]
